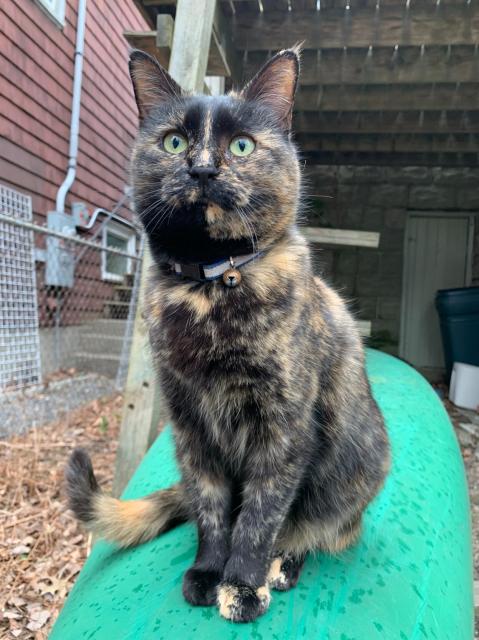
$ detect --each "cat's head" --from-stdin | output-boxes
[129,48,301,262]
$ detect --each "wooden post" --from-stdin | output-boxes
[113,0,217,495]
[168,0,217,93]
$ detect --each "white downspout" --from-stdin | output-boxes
[55,0,87,214]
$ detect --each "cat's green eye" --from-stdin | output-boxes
[163,132,188,154]
[229,136,255,157]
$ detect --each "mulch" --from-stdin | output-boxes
[0,390,477,638]
[0,394,122,639]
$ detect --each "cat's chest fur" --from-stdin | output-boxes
[149,279,293,387]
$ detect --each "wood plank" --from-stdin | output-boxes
[114,0,217,495]
[124,4,235,78]
[302,226,380,248]
[232,6,479,50]
[295,84,479,111]
[357,320,372,338]
[213,2,242,83]
[296,132,479,153]
[294,111,479,134]
[242,46,479,85]
[112,248,162,496]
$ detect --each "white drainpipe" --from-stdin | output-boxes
[55,0,87,214]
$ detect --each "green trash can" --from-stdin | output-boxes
[435,286,479,379]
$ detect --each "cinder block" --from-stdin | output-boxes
[338,166,386,183]
[306,165,339,183]
[356,296,378,319]
[456,189,479,210]
[380,251,403,277]
[362,206,384,231]
[337,250,358,275]
[333,274,356,297]
[341,206,364,228]
[371,318,400,341]
[408,186,456,209]
[379,230,405,252]
[368,185,408,207]
[433,167,479,186]
[384,166,432,184]
[358,250,380,275]
[385,208,407,230]
[378,297,402,320]
[356,274,400,297]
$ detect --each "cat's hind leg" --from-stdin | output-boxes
[269,513,363,591]
[267,552,306,591]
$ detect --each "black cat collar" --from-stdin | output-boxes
[169,252,262,287]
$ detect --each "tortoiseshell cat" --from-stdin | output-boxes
[66,47,390,623]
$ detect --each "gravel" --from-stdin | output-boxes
[441,398,479,637]
[0,374,117,438]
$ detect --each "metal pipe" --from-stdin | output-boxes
[56,0,87,213]
[0,213,140,260]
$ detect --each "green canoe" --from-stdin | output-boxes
[50,350,473,640]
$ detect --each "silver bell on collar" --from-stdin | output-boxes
[223,257,242,288]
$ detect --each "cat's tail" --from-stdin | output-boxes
[65,448,189,548]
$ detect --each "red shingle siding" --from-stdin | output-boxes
[0,0,148,221]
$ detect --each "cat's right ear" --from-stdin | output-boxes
[129,50,182,123]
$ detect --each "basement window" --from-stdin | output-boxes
[101,222,136,282]
[34,0,66,27]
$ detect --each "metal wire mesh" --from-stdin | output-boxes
[0,184,142,394]
[0,186,42,391]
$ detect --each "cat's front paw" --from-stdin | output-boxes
[183,568,223,606]
[217,582,271,622]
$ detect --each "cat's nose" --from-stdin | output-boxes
[188,165,219,187]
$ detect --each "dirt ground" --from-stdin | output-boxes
[0,394,122,639]
[0,392,477,638]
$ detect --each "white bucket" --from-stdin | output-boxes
[449,362,479,411]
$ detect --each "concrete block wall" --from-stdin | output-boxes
[305,166,479,355]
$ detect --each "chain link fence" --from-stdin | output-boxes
[0,184,143,399]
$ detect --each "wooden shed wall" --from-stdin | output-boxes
[0,0,148,221]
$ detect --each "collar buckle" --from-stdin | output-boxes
[180,263,204,280]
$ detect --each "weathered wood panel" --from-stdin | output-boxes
[233,7,479,50]
[294,111,479,134]
[296,132,479,153]
[296,83,479,111]
[242,46,479,85]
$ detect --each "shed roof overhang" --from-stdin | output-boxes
[130,0,479,166]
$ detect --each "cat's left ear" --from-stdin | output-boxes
[241,46,300,131]
[129,49,182,123]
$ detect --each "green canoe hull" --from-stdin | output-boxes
[51,350,473,640]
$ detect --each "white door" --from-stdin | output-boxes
[401,214,472,370]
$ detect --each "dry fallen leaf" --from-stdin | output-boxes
[11,545,30,556]
[0,392,122,638]
[26,607,50,631]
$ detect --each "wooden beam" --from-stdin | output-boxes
[112,249,162,496]
[133,0,156,28]
[125,10,228,77]
[357,320,372,338]
[296,133,479,153]
[233,7,479,50]
[302,226,380,248]
[213,3,242,83]
[242,46,479,86]
[169,0,216,92]
[302,150,479,166]
[114,0,217,495]
[295,84,479,111]
[294,111,479,135]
